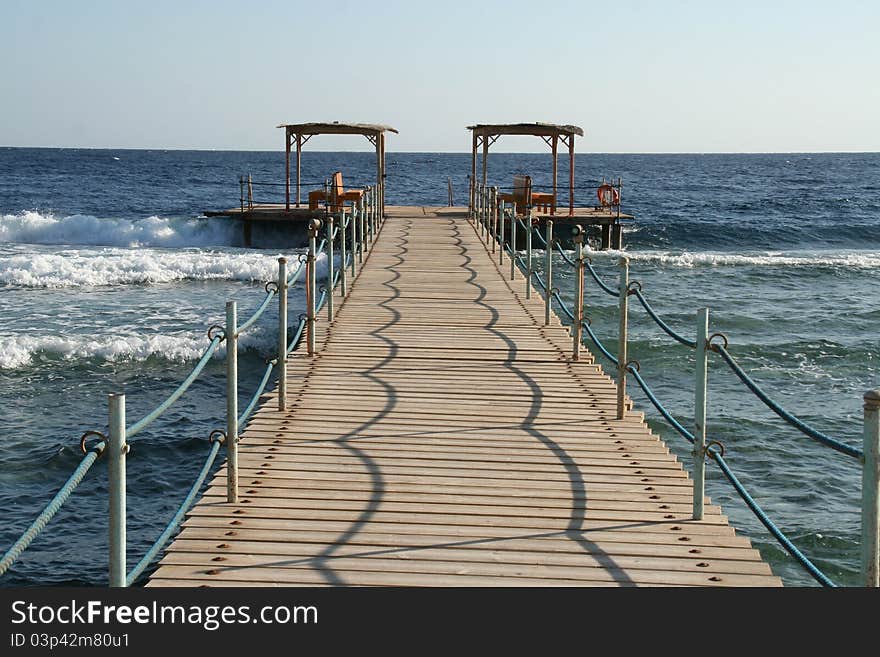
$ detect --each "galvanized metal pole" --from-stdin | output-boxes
[491,187,498,253]
[278,257,287,411]
[572,225,584,360]
[863,389,880,587]
[307,219,320,356]
[366,187,373,245]
[108,392,126,587]
[499,202,506,265]
[350,203,358,280]
[480,185,486,239]
[544,220,553,325]
[339,212,347,296]
[510,206,517,281]
[693,307,709,520]
[326,215,335,323]
[360,197,367,264]
[365,193,372,245]
[525,209,533,299]
[616,257,629,420]
[226,301,238,503]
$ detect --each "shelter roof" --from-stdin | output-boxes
[467,122,584,137]
[278,122,399,136]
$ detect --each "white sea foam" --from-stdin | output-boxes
[0,249,327,288]
[0,333,212,369]
[0,237,330,288]
[0,211,241,248]
[589,249,880,269]
[0,328,280,370]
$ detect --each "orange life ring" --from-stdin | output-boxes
[597,184,620,207]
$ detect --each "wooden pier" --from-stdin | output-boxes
[148,206,780,587]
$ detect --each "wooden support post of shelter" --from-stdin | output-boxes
[467,123,584,216]
[279,122,398,213]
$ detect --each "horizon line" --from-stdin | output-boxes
[2,145,879,156]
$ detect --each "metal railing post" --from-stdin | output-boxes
[278,257,287,411]
[510,206,517,281]
[616,257,629,420]
[491,187,498,253]
[863,389,880,587]
[351,203,358,280]
[359,196,367,264]
[375,184,380,235]
[365,192,372,245]
[545,219,553,325]
[525,208,533,299]
[693,307,709,520]
[572,225,584,360]
[226,301,238,503]
[499,202,506,265]
[479,185,485,238]
[468,175,473,218]
[239,176,244,214]
[108,392,126,587]
[339,211,348,296]
[365,188,372,246]
[307,219,320,356]
[326,214,335,322]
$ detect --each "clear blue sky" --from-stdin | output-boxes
[2,0,878,152]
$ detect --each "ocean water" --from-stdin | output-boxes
[1,147,878,587]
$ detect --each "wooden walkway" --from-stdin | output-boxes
[148,207,780,587]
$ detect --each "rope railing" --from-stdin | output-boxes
[713,344,862,460]
[125,336,223,440]
[125,434,223,586]
[483,199,875,587]
[238,360,276,428]
[564,243,850,443]
[0,443,105,577]
[632,289,697,348]
[1,197,383,586]
[234,288,276,337]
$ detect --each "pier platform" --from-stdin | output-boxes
[205,204,633,249]
[148,206,779,587]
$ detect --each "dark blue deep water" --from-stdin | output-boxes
[1,148,878,587]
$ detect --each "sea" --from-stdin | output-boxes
[1,147,878,587]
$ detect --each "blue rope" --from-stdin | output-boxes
[585,261,620,298]
[287,318,306,356]
[555,241,577,268]
[286,259,305,287]
[582,319,620,366]
[125,438,222,586]
[0,444,105,577]
[712,450,837,587]
[235,289,276,336]
[628,367,696,444]
[633,289,697,349]
[126,336,222,440]
[552,290,575,322]
[238,361,276,427]
[532,226,547,247]
[713,345,861,460]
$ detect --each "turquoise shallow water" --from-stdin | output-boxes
[1,148,878,586]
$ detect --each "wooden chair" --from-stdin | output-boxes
[497,174,556,215]
[308,171,364,212]
[497,174,532,216]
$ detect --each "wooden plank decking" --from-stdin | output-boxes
[148,207,780,587]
